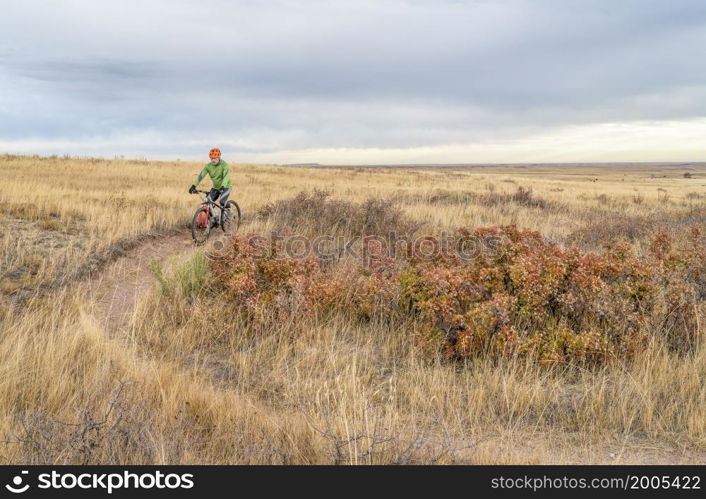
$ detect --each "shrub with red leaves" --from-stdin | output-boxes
[210,224,705,366]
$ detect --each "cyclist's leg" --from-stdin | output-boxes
[207,188,220,204]
[217,188,232,226]
[207,189,220,226]
[219,187,231,206]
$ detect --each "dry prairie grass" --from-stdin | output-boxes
[1,155,705,464]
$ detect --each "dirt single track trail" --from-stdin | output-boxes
[84,231,195,332]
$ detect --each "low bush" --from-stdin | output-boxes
[257,190,422,238]
[396,186,549,210]
[403,226,703,363]
[566,207,706,250]
[214,198,705,366]
[210,234,401,324]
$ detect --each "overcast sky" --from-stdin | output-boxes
[1,0,705,163]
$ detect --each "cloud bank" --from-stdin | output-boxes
[1,0,705,162]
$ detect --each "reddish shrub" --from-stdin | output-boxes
[211,224,705,366]
[256,190,422,238]
[211,234,402,324]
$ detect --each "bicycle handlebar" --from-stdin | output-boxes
[192,190,227,209]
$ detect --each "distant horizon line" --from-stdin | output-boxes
[2,152,705,168]
[284,161,706,168]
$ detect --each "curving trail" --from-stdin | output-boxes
[83,231,195,332]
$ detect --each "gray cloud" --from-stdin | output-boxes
[1,0,705,159]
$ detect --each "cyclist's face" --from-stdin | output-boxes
[210,157,220,165]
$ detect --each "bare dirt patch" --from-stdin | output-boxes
[83,232,194,332]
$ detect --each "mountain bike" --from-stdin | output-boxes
[190,189,241,245]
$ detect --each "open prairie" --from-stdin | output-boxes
[1,154,705,464]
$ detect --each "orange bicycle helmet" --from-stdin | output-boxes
[209,148,221,159]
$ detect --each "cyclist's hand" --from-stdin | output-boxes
[189,185,197,194]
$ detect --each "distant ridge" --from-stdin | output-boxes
[279,161,706,169]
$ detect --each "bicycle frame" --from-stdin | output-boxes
[196,190,225,211]
[193,190,228,228]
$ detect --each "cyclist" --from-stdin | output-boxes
[189,148,232,226]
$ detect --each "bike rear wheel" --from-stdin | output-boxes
[191,207,211,245]
[221,200,241,233]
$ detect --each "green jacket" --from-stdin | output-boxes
[192,160,232,189]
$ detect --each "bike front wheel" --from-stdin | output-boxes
[221,200,241,233]
[191,206,211,245]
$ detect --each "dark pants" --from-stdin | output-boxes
[208,187,231,206]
